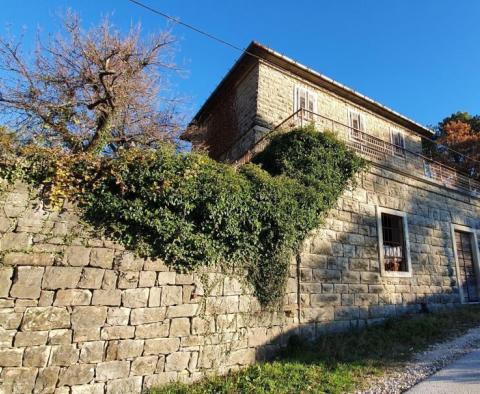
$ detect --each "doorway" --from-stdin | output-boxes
[454,229,479,303]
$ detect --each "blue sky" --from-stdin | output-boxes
[1,0,479,127]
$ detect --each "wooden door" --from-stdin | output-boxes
[455,230,479,302]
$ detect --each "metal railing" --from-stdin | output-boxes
[239,109,480,196]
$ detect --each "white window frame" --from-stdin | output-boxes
[376,206,412,278]
[450,224,480,304]
[348,109,366,141]
[294,86,317,121]
[390,127,406,158]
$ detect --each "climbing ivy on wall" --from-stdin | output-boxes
[0,126,366,306]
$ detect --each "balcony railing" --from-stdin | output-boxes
[239,109,480,197]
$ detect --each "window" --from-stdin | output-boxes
[348,109,365,141]
[390,128,405,157]
[294,86,316,121]
[376,207,412,277]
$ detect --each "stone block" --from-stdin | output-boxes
[48,329,72,345]
[22,307,70,331]
[96,360,130,381]
[122,288,149,308]
[144,338,180,355]
[34,366,60,393]
[79,341,105,363]
[166,304,199,318]
[50,345,80,366]
[10,266,44,299]
[334,306,360,320]
[113,339,144,360]
[64,245,91,266]
[228,348,256,365]
[310,294,341,307]
[107,307,131,326]
[161,286,183,307]
[71,306,107,330]
[300,307,334,323]
[118,271,139,289]
[78,268,105,289]
[102,270,118,290]
[38,290,54,306]
[115,252,143,271]
[42,267,82,289]
[92,289,122,306]
[131,355,158,376]
[361,272,381,284]
[101,326,135,340]
[0,309,22,330]
[0,232,32,251]
[139,271,157,287]
[0,267,13,297]
[106,377,143,394]
[130,307,166,325]
[90,248,114,269]
[15,331,48,347]
[157,272,176,285]
[0,348,23,366]
[4,252,54,266]
[58,364,95,386]
[170,318,190,337]
[71,383,105,394]
[54,289,92,306]
[143,372,178,389]
[144,258,168,271]
[135,321,170,339]
[73,327,101,343]
[165,352,190,372]
[0,328,15,348]
[148,287,162,307]
[205,296,239,314]
[0,367,37,393]
[24,345,51,367]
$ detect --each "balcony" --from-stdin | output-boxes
[238,109,480,197]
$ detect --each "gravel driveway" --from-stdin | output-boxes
[358,326,480,394]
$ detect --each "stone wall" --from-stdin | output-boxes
[0,181,298,393]
[1,164,480,392]
[298,165,480,335]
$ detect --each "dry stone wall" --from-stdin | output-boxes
[1,163,479,393]
[0,181,298,393]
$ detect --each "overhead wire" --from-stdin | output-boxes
[126,0,480,167]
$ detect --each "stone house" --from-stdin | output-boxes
[183,41,480,329]
[2,42,480,393]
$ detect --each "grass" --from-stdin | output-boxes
[152,305,480,394]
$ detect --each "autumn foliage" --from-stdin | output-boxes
[427,112,480,179]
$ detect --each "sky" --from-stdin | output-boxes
[1,0,479,128]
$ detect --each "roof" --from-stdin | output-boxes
[183,41,434,140]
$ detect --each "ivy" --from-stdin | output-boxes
[0,126,367,306]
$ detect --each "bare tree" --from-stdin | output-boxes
[0,12,182,154]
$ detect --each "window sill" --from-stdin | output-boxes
[381,270,413,278]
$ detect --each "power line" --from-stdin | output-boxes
[126,0,480,167]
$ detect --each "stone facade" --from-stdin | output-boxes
[0,182,298,393]
[297,166,480,335]
[186,43,480,335]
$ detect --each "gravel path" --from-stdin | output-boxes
[358,326,480,394]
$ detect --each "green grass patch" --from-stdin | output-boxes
[152,305,480,394]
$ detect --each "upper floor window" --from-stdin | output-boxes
[294,86,316,121]
[377,207,412,277]
[390,128,406,157]
[348,109,366,141]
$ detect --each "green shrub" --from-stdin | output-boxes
[0,127,366,306]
